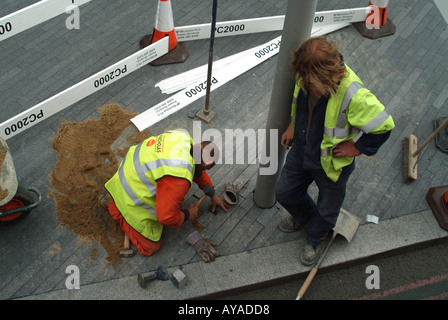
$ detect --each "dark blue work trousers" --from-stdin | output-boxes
[275,144,355,247]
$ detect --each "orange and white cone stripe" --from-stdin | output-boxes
[150,0,178,51]
[367,0,389,27]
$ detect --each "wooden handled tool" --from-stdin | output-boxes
[404,117,448,183]
[192,194,207,231]
[195,194,207,207]
[119,233,135,258]
[296,209,360,300]
[412,117,448,157]
[124,233,130,250]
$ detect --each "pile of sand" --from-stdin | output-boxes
[49,103,148,267]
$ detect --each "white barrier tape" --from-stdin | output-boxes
[156,23,351,95]
[176,16,283,41]
[0,4,355,138]
[131,36,283,131]
[434,0,448,25]
[175,7,370,41]
[0,37,169,140]
[0,0,91,42]
[311,22,352,37]
[133,23,351,130]
[155,48,250,94]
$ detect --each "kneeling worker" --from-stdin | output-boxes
[101,129,228,259]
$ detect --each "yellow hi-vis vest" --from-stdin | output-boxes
[291,65,395,182]
[105,130,195,242]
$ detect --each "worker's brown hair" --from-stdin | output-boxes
[191,141,219,166]
[290,36,347,96]
[200,141,219,166]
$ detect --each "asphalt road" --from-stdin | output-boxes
[218,240,448,300]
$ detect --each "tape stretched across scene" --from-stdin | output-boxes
[175,7,370,41]
[131,23,351,132]
[0,0,91,42]
[131,35,282,132]
[154,23,353,95]
[0,37,169,140]
[0,6,368,139]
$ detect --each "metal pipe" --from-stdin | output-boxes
[204,0,218,115]
[196,0,218,123]
[253,0,318,208]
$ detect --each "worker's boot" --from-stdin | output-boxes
[278,215,303,233]
[300,242,323,266]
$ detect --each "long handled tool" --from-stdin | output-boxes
[296,209,360,300]
[404,117,448,183]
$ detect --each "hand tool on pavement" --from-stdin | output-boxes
[119,233,135,258]
[403,117,448,183]
[296,209,360,300]
[171,268,187,289]
[138,265,171,288]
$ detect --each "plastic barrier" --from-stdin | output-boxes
[0,0,91,42]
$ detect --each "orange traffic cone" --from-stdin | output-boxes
[366,0,389,28]
[140,0,188,66]
[150,0,178,51]
[354,0,395,39]
[426,186,448,231]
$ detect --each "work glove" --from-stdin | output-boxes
[185,231,219,262]
[223,182,239,205]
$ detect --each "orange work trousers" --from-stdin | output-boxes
[108,200,161,256]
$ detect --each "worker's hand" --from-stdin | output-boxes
[185,231,219,262]
[332,140,362,157]
[281,123,294,150]
[186,202,199,221]
[211,193,229,213]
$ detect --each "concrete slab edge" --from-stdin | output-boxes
[18,210,448,300]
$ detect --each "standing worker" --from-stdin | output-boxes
[100,130,228,261]
[276,36,394,266]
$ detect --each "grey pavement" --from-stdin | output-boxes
[1,0,448,300]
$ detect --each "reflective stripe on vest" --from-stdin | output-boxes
[321,80,391,157]
[116,141,195,219]
[324,82,363,138]
[358,109,390,133]
[289,66,393,182]
[105,130,195,241]
[290,79,365,140]
[118,151,157,219]
[321,81,363,157]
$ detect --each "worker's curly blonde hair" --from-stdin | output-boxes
[290,36,347,96]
